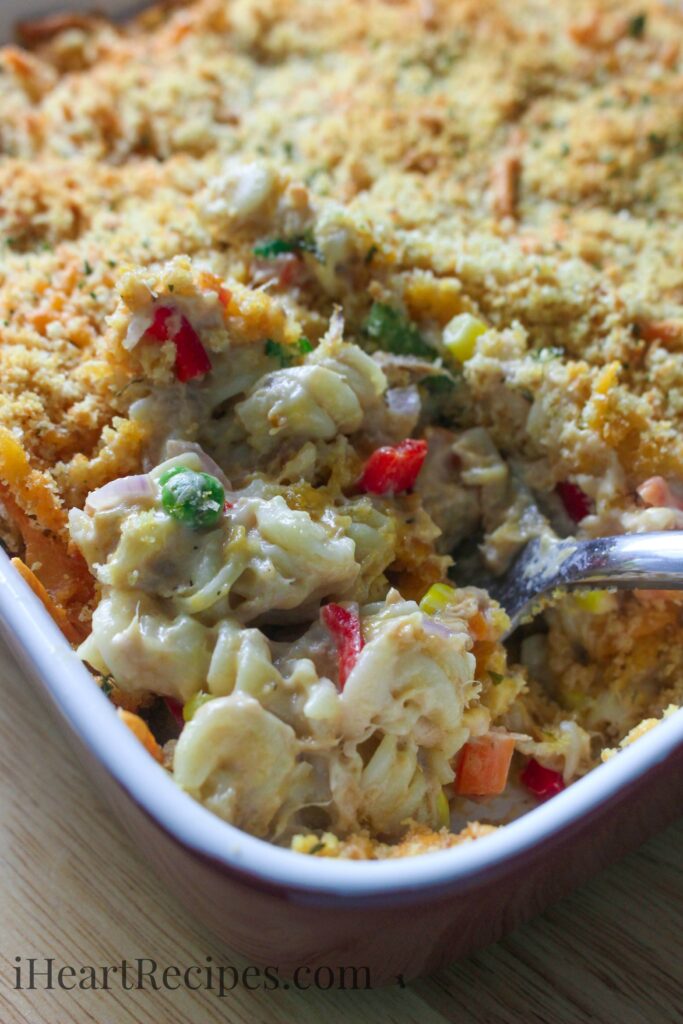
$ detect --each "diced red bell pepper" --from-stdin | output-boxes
[146,305,212,382]
[359,438,428,495]
[173,316,212,382]
[164,696,185,730]
[556,480,591,522]
[321,603,364,689]
[147,306,173,341]
[520,758,565,800]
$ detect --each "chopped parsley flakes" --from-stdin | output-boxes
[264,337,313,366]
[362,302,436,359]
[253,231,319,259]
[628,13,646,38]
[421,373,457,394]
[364,244,379,265]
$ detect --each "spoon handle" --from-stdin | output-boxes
[561,532,683,590]
[485,531,683,634]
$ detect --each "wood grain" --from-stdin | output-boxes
[0,636,681,1024]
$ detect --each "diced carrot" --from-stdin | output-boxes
[164,17,193,46]
[199,271,231,309]
[468,611,491,642]
[636,319,682,346]
[11,557,82,645]
[455,734,516,797]
[473,640,496,676]
[637,475,683,511]
[659,40,680,69]
[567,12,632,50]
[117,709,163,764]
[491,151,520,220]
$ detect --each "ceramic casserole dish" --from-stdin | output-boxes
[1,0,683,986]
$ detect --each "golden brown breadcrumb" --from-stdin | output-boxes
[1,0,683,529]
[292,821,497,859]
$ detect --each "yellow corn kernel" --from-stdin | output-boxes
[183,691,215,722]
[436,789,451,829]
[291,834,317,854]
[291,832,341,856]
[419,582,458,615]
[571,589,617,615]
[443,313,487,362]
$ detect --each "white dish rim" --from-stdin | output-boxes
[1,549,681,898]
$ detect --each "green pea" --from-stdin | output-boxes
[160,465,224,529]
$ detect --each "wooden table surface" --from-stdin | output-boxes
[1,635,681,1024]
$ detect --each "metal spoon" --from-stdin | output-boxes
[462,532,683,635]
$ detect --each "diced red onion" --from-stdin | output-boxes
[387,385,420,417]
[421,617,453,639]
[164,440,232,489]
[86,474,154,513]
[386,385,421,424]
[123,309,155,351]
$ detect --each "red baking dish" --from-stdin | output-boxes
[1,550,682,985]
